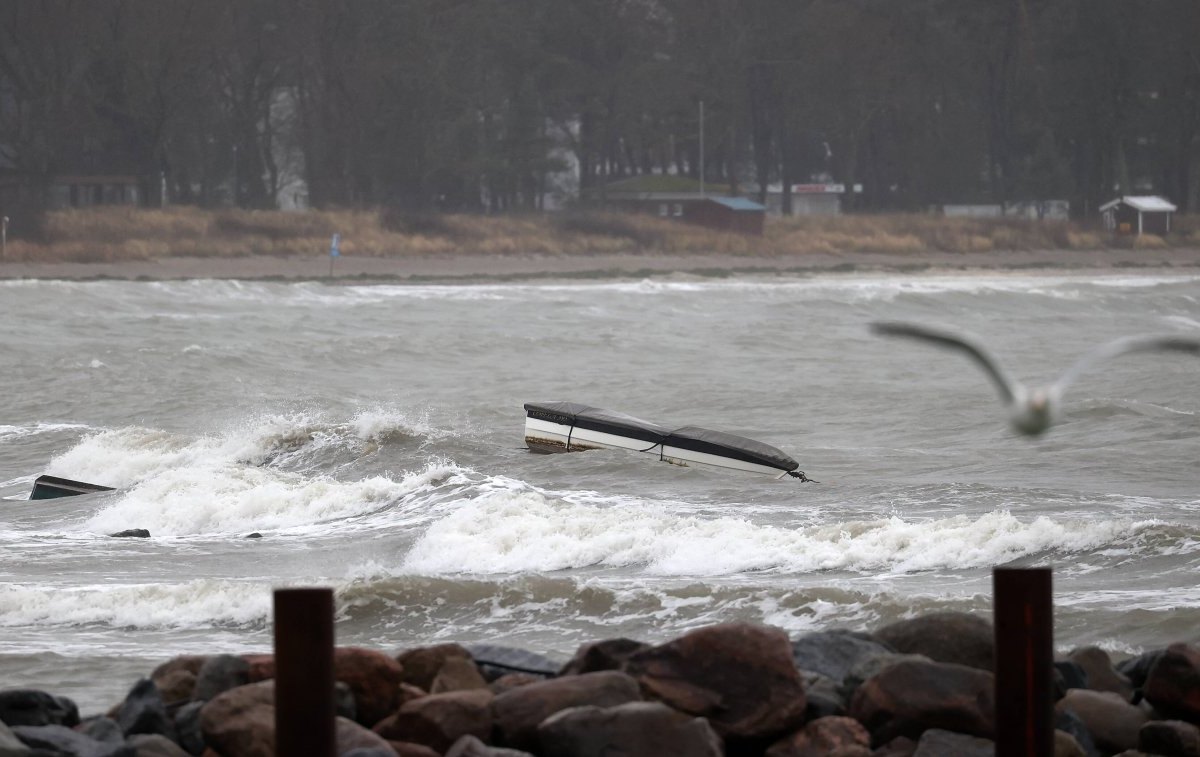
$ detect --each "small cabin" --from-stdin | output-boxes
[683,196,766,235]
[1099,196,1176,236]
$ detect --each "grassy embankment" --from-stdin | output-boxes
[3,206,1198,264]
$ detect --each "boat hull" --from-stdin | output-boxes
[523,402,799,479]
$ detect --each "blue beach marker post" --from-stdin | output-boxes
[328,232,340,278]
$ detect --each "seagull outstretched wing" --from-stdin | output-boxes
[1054,334,1200,393]
[869,320,1021,404]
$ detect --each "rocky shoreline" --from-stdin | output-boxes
[2,611,1198,756]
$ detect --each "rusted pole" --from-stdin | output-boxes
[274,587,336,757]
[993,567,1054,757]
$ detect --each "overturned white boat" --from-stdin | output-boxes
[523,401,814,481]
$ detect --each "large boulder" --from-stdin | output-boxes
[128,733,190,756]
[431,657,489,694]
[1144,643,1200,723]
[537,701,722,757]
[848,659,994,746]
[373,688,493,753]
[198,680,276,757]
[873,612,993,672]
[911,728,993,756]
[336,716,396,755]
[0,689,79,727]
[623,622,808,747]
[764,715,871,757]
[1055,689,1148,754]
[10,724,133,756]
[1139,719,1200,757]
[397,644,473,691]
[491,670,641,752]
[116,678,174,739]
[192,655,251,703]
[1068,647,1133,700]
[558,638,651,677]
[791,630,895,684]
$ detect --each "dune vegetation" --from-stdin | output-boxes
[2,206,1197,265]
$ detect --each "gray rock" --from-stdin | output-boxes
[0,690,78,727]
[80,717,124,744]
[0,719,31,756]
[172,701,204,756]
[128,733,189,756]
[538,701,722,757]
[116,679,174,739]
[1139,719,1200,757]
[108,529,150,538]
[11,724,135,756]
[792,629,895,683]
[191,655,249,702]
[874,612,994,672]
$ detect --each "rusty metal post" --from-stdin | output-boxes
[994,567,1054,757]
[274,587,336,757]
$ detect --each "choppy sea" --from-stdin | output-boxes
[1,269,1198,712]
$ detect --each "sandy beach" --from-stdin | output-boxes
[2,247,1199,282]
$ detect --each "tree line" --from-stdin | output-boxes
[1,0,1197,218]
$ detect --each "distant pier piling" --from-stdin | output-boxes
[994,567,1054,757]
[274,587,336,757]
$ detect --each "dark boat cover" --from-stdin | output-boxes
[524,402,799,472]
[524,401,671,444]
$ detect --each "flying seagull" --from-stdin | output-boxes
[869,320,1200,436]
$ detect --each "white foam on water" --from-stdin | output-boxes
[0,580,271,629]
[41,413,461,536]
[403,486,1159,576]
[0,422,92,442]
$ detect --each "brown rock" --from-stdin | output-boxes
[239,647,405,727]
[538,700,722,757]
[374,688,493,753]
[153,669,197,705]
[431,657,489,694]
[911,728,993,756]
[128,733,190,756]
[151,655,207,703]
[1145,643,1200,723]
[847,659,994,746]
[446,734,537,756]
[491,670,641,752]
[397,643,473,690]
[489,673,543,695]
[623,622,808,746]
[872,736,918,757]
[243,653,275,683]
[336,715,396,754]
[198,680,276,757]
[873,612,993,672]
[765,715,871,757]
[1055,729,1087,757]
[1056,689,1148,754]
[558,638,651,676]
[1069,646,1134,700]
[1139,719,1200,757]
[151,655,209,681]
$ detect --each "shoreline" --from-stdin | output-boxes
[2,247,1199,282]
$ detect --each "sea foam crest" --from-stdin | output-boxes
[44,416,457,535]
[0,580,271,629]
[403,489,1157,575]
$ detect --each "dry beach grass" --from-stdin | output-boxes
[1,206,1198,280]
